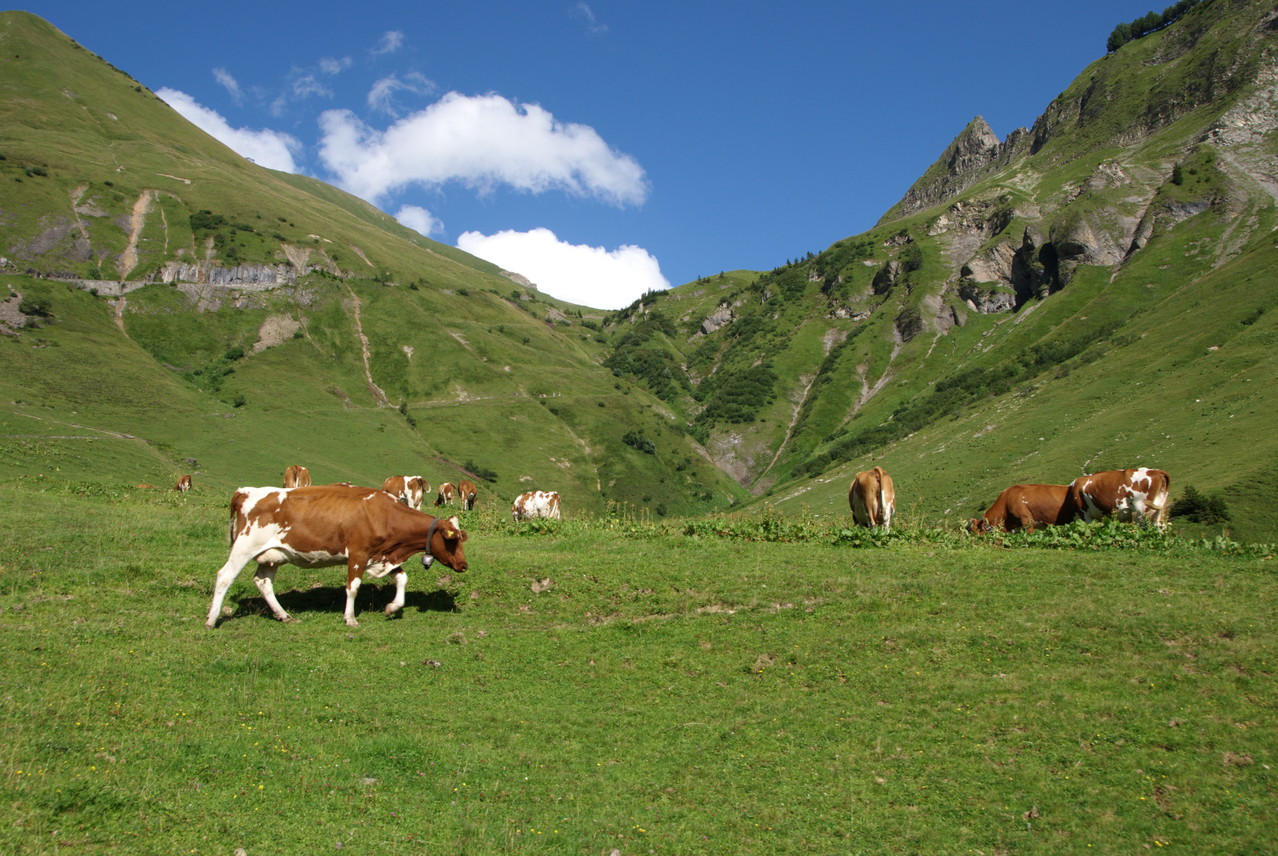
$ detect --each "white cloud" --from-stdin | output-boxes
[157,88,301,173]
[316,91,648,206]
[318,56,353,76]
[395,204,444,237]
[290,72,332,100]
[572,3,608,35]
[367,72,437,116]
[457,227,669,309]
[213,67,242,103]
[373,30,405,55]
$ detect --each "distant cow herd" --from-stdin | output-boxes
[844,464,1170,535]
[200,457,1170,628]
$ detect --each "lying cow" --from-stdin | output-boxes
[205,483,469,628]
[970,483,1075,534]
[849,466,895,530]
[1069,467,1171,529]
[512,490,561,522]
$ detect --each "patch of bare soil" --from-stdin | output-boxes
[251,314,301,354]
[0,292,26,335]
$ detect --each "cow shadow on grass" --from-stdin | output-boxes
[229,584,459,624]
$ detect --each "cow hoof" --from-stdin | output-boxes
[346,619,360,628]
[204,620,218,629]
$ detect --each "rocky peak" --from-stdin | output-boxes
[878,117,1028,224]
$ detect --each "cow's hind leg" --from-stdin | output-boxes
[253,564,293,623]
[385,568,408,617]
[205,546,268,626]
[344,562,364,627]
[206,553,254,628]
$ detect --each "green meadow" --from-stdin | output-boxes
[1,482,1274,854]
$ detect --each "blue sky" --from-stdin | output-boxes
[26,1,1160,308]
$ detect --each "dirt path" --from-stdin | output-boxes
[118,191,153,280]
[2,411,177,470]
[342,284,391,407]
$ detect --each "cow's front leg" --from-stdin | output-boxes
[344,562,364,627]
[385,568,408,617]
[253,564,292,622]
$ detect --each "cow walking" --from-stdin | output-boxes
[849,466,895,530]
[206,484,469,628]
[457,479,478,510]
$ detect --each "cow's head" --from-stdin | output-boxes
[426,515,469,572]
[968,517,993,535]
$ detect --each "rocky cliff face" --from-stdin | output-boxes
[874,3,1278,321]
[879,117,1031,223]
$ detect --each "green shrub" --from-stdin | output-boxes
[1170,484,1230,524]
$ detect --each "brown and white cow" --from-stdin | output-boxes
[512,490,561,522]
[969,483,1076,534]
[174,474,193,493]
[849,466,895,530]
[1068,467,1171,529]
[382,475,429,510]
[205,483,469,628]
[457,479,478,510]
[283,465,312,488]
[434,482,456,507]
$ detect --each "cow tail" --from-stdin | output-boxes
[227,489,247,545]
[1152,473,1171,524]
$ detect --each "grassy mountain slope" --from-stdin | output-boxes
[0,11,746,516]
[3,4,1277,539]
[601,0,1278,540]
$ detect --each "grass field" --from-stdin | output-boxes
[1,481,1274,854]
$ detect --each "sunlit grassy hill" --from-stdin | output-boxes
[0,11,746,516]
[2,4,1277,539]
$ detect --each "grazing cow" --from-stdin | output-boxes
[1068,468,1171,529]
[283,465,311,488]
[512,490,561,522]
[970,484,1075,534]
[382,475,429,510]
[457,479,478,510]
[434,482,456,507]
[174,474,193,493]
[849,466,895,530]
[205,483,469,628]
